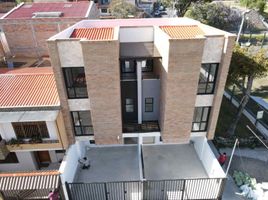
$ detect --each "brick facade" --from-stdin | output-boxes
[161,38,206,143]
[207,36,236,139]
[47,40,75,146]
[81,40,122,145]
[0,18,86,58]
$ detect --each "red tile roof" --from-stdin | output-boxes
[0,67,59,108]
[160,25,204,39]
[5,2,90,19]
[70,28,114,40]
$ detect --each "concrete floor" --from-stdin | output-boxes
[75,145,140,183]
[142,144,208,180]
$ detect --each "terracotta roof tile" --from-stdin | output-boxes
[70,28,114,40]
[160,25,204,39]
[0,67,59,108]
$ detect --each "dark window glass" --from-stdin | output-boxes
[0,152,19,164]
[145,98,153,112]
[197,63,218,94]
[71,111,94,136]
[192,107,211,132]
[12,122,49,139]
[126,98,134,113]
[142,59,153,72]
[63,67,88,99]
[121,60,135,73]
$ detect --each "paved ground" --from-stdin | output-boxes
[75,145,140,183]
[142,144,208,180]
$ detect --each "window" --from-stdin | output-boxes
[145,98,153,112]
[0,152,19,164]
[192,107,211,132]
[121,60,135,73]
[12,122,49,139]
[142,59,153,72]
[197,63,218,94]
[63,67,88,99]
[125,98,134,112]
[71,111,94,136]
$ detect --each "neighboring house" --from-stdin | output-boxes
[0,67,69,173]
[47,18,236,199]
[0,1,99,59]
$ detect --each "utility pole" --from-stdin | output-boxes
[225,138,239,176]
[236,10,250,44]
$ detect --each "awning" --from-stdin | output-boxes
[0,171,60,191]
[120,42,161,58]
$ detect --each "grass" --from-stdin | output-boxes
[215,96,262,138]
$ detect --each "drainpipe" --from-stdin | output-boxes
[137,61,142,124]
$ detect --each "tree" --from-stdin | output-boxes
[226,45,268,136]
[108,0,139,18]
[240,0,266,14]
[184,2,241,31]
[159,0,212,17]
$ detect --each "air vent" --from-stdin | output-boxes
[32,12,63,18]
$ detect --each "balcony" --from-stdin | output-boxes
[123,121,160,133]
[6,139,62,151]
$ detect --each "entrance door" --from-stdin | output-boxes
[121,81,138,123]
[35,151,51,168]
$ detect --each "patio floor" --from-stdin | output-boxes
[142,144,208,180]
[75,145,140,183]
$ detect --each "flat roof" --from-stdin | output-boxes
[4,2,91,19]
[142,144,208,180]
[0,67,60,109]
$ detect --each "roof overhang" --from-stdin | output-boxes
[0,110,59,123]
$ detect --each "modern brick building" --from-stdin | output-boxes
[48,18,236,199]
[0,1,99,59]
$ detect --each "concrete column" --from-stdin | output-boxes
[137,61,142,124]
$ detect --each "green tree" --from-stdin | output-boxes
[159,0,212,17]
[184,2,241,31]
[240,0,266,13]
[108,0,138,18]
[226,45,268,136]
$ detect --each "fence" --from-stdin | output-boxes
[225,84,268,138]
[65,178,226,200]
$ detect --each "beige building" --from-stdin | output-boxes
[48,18,235,145]
[46,18,235,199]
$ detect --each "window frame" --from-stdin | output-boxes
[71,111,94,136]
[125,98,134,113]
[141,59,153,72]
[192,107,211,132]
[120,60,136,74]
[197,63,219,95]
[62,67,88,99]
[12,121,49,139]
[145,97,154,112]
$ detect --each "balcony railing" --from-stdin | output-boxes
[66,178,226,200]
[123,121,160,133]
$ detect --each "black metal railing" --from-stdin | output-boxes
[66,178,226,200]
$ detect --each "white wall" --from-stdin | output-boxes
[58,41,84,67]
[120,27,154,43]
[59,144,79,183]
[202,37,224,63]
[0,152,37,172]
[0,123,16,140]
[195,95,214,107]
[46,121,58,140]
[68,99,91,111]
[154,26,170,72]
[191,136,225,178]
